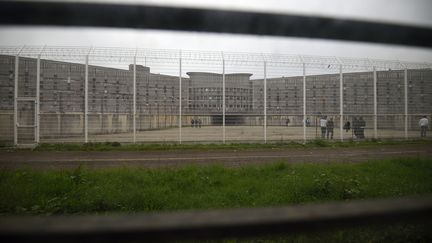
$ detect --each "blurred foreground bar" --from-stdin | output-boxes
[1,195,431,242]
[0,1,432,48]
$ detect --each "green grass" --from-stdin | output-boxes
[2,139,429,152]
[1,158,431,242]
[1,158,431,215]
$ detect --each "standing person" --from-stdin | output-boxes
[359,117,366,139]
[320,116,327,139]
[191,119,195,128]
[343,120,351,132]
[352,117,359,139]
[419,116,429,137]
[198,118,202,128]
[326,118,334,139]
[306,117,310,127]
[286,118,290,127]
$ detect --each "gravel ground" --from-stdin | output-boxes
[0,144,431,170]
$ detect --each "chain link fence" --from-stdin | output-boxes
[0,46,431,145]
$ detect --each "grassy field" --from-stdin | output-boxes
[1,158,431,215]
[1,158,431,242]
[2,138,431,152]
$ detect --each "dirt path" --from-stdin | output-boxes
[0,144,431,169]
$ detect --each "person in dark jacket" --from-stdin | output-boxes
[358,117,366,139]
[343,121,351,132]
[326,118,334,139]
[352,117,359,138]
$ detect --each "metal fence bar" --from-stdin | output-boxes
[373,66,378,139]
[1,195,430,242]
[35,50,41,143]
[13,46,24,146]
[222,58,226,143]
[179,54,182,144]
[302,62,306,143]
[404,68,408,139]
[13,52,19,145]
[133,54,137,143]
[339,64,343,141]
[263,61,267,143]
[84,52,89,143]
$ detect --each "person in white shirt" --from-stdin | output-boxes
[419,116,429,137]
[320,116,327,139]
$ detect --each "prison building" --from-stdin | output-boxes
[1,54,432,142]
[251,69,432,128]
[0,55,184,140]
[186,72,253,125]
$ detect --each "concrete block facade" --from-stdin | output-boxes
[0,54,431,143]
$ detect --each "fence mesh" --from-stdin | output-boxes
[0,46,431,145]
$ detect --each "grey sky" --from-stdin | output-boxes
[1,0,432,63]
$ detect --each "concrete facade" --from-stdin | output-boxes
[1,54,431,143]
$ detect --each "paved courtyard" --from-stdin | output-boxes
[40,126,426,143]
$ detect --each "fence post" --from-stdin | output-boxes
[302,62,306,144]
[13,51,21,146]
[35,47,44,144]
[373,66,377,139]
[263,61,267,143]
[84,50,90,143]
[14,46,25,146]
[133,54,137,143]
[179,52,182,144]
[404,68,408,139]
[339,64,343,141]
[222,57,226,143]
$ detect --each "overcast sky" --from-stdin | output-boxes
[1,0,432,63]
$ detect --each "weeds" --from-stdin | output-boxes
[1,158,431,241]
[1,158,431,215]
[14,139,429,152]
[69,165,86,185]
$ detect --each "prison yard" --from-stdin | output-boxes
[35,125,429,144]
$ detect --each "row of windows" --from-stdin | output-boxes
[191,95,251,100]
[190,87,251,92]
[189,103,253,109]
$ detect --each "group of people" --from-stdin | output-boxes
[188,115,430,137]
[318,115,430,139]
[319,116,335,139]
[190,118,202,128]
[320,116,366,140]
